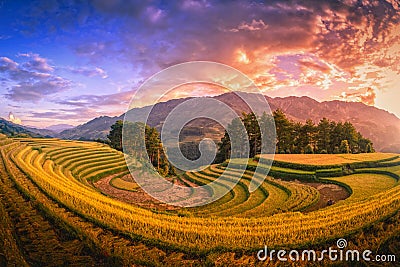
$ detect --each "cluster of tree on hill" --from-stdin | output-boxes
[215,112,274,163]
[108,120,175,176]
[215,109,374,163]
[108,110,374,170]
[273,109,374,154]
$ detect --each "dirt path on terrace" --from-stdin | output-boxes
[93,172,179,211]
[300,181,350,212]
[95,173,350,214]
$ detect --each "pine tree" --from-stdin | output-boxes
[242,113,261,158]
[330,122,344,152]
[301,119,317,151]
[215,131,230,163]
[230,117,249,158]
[108,120,123,151]
[343,122,359,153]
[108,121,175,176]
[317,118,331,153]
[215,117,249,163]
[122,121,146,158]
[273,109,294,154]
[340,140,350,153]
[259,112,276,154]
[213,111,375,158]
[145,126,160,164]
[366,143,374,153]
[357,132,374,153]
[292,122,303,153]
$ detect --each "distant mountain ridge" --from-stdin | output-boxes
[45,124,74,133]
[0,118,54,137]
[267,96,400,152]
[57,116,120,140]
[56,92,400,152]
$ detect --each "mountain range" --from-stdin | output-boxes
[0,118,53,138]
[2,92,399,152]
[45,124,74,133]
[56,92,400,152]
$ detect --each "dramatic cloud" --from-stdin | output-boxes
[0,55,71,102]
[8,112,22,124]
[57,90,134,108]
[298,59,331,74]
[229,19,269,32]
[360,88,377,105]
[13,1,400,76]
[1,0,399,126]
[18,1,399,87]
[30,107,100,121]
[0,57,18,72]
[6,78,71,102]
[339,87,377,105]
[19,53,54,72]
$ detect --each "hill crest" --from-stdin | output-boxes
[56,92,400,152]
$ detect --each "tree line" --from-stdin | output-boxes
[215,109,374,163]
[108,120,175,176]
[108,110,375,170]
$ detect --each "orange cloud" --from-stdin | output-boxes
[298,59,331,73]
[158,83,229,103]
[339,87,376,105]
[236,49,250,64]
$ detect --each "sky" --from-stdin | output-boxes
[0,0,399,128]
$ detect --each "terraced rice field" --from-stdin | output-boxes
[0,136,399,266]
[259,153,400,165]
[110,174,139,192]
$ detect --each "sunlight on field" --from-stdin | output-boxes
[327,174,398,203]
[1,137,399,265]
[110,177,139,191]
[259,153,399,165]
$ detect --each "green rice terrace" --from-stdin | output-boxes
[0,135,399,266]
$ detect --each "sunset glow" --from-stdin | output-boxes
[0,1,399,127]
[236,50,250,64]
